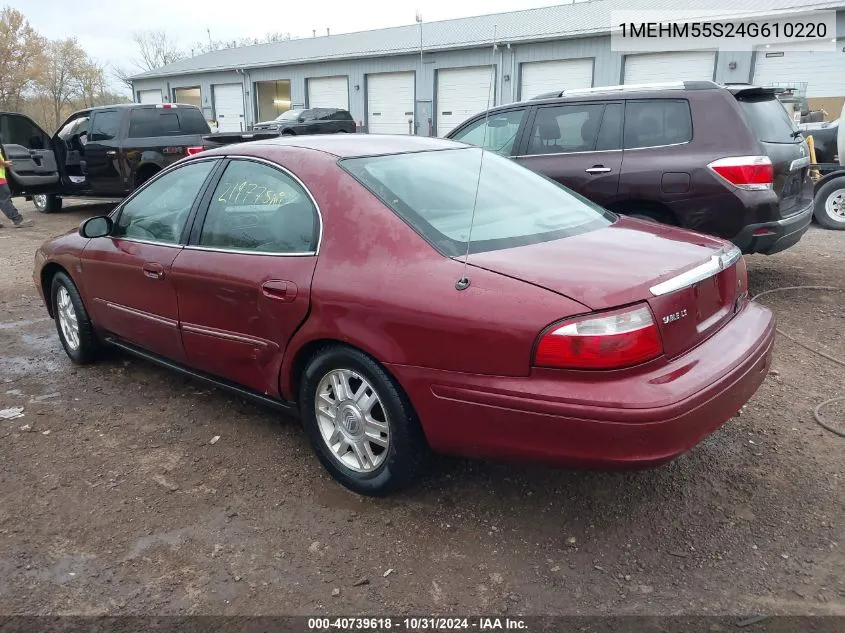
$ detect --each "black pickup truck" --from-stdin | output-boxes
[1,103,210,213]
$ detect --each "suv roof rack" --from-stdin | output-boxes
[528,80,720,101]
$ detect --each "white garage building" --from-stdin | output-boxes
[131,0,845,136]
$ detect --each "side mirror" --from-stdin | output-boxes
[79,215,113,239]
[298,117,306,123]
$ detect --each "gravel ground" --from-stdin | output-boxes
[0,199,842,616]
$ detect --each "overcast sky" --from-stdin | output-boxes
[12,0,567,90]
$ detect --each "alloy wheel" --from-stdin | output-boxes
[32,194,47,211]
[56,286,80,350]
[315,369,390,472]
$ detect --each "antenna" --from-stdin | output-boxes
[456,24,497,292]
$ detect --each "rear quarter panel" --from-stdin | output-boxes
[251,147,590,400]
[619,90,773,239]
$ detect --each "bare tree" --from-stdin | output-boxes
[114,30,184,88]
[263,32,293,43]
[0,7,47,111]
[133,30,184,70]
[76,59,107,108]
[190,31,293,56]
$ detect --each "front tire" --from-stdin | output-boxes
[33,194,62,214]
[299,345,428,496]
[51,272,100,364]
[814,179,845,230]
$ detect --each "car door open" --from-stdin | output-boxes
[0,113,60,192]
[171,158,320,397]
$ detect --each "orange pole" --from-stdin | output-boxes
[806,135,819,181]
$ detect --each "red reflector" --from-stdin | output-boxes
[708,156,773,191]
[156,103,174,108]
[534,305,663,370]
[186,146,206,156]
[752,228,775,236]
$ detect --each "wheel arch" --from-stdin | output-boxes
[39,262,70,318]
[606,199,680,225]
[281,336,400,407]
[814,170,845,195]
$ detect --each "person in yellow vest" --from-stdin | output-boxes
[0,143,33,228]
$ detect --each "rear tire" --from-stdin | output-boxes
[50,272,100,365]
[813,179,845,230]
[33,194,62,214]
[299,345,428,496]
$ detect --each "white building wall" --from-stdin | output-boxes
[131,9,845,134]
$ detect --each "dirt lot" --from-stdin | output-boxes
[0,200,842,617]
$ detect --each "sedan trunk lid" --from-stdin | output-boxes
[467,218,746,359]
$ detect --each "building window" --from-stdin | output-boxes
[255,80,292,122]
[173,87,202,108]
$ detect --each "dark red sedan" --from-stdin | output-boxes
[34,135,775,495]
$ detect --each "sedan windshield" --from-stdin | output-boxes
[276,110,303,121]
[341,148,614,256]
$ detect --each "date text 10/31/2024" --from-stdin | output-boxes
[307,617,529,630]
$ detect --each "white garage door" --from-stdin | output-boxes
[137,89,162,104]
[436,66,493,136]
[520,59,593,100]
[213,83,245,133]
[624,51,715,84]
[367,72,415,134]
[308,76,349,110]
[753,43,845,98]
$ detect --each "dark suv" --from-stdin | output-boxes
[251,108,356,135]
[447,81,814,255]
[2,103,210,213]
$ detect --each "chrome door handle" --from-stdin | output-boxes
[585,166,611,174]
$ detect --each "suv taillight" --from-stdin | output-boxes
[186,146,206,156]
[534,304,663,370]
[707,156,773,191]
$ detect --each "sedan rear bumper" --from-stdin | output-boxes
[388,301,775,467]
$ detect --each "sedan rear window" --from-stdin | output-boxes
[737,97,799,144]
[341,148,613,256]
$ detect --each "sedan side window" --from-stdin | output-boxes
[113,160,216,243]
[199,160,319,254]
[451,109,525,156]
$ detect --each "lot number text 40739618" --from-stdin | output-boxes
[307,617,528,630]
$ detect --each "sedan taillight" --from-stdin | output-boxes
[707,155,773,191]
[186,146,206,156]
[534,304,663,370]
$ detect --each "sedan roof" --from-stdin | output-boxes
[222,134,462,158]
